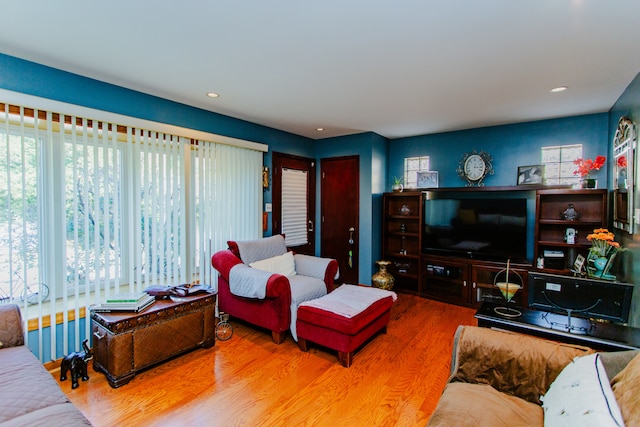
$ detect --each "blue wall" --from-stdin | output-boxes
[315,132,388,283]
[388,113,610,189]
[26,318,88,362]
[0,54,311,150]
[609,70,640,328]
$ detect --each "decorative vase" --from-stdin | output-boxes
[594,256,608,272]
[372,260,395,290]
[392,183,403,192]
[581,178,597,189]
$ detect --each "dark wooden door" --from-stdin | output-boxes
[272,152,316,255]
[321,156,359,284]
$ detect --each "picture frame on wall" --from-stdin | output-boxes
[417,171,439,188]
[517,165,544,185]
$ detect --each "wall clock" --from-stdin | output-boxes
[457,150,494,186]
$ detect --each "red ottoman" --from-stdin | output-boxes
[296,284,397,367]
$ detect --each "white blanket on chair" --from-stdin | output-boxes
[299,284,397,318]
[228,264,272,299]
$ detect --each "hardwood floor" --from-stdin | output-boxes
[55,294,477,427]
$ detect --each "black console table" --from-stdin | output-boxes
[475,301,640,352]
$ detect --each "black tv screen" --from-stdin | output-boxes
[423,193,528,262]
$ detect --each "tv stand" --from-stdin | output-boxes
[421,253,530,308]
[475,301,640,351]
[540,291,602,334]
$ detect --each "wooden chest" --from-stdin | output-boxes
[91,292,216,388]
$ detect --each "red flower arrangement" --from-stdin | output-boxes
[617,155,628,168]
[573,155,606,178]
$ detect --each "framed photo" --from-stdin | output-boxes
[517,165,544,185]
[572,253,585,274]
[417,171,439,188]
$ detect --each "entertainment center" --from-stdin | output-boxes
[382,186,640,348]
[382,187,615,309]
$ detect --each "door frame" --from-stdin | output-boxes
[320,155,360,284]
[271,152,316,255]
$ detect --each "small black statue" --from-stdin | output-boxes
[60,339,92,389]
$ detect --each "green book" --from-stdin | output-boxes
[106,292,147,303]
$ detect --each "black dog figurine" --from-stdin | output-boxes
[60,339,92,389]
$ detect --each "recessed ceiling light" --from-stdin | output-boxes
[206,92,220,98]
[316,127,324,132]
[550,86,568,93]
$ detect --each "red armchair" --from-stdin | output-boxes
[211,235,339,344]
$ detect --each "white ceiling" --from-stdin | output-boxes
[1,1,640,140]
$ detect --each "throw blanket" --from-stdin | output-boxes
[299,284,397,318]
[236,235,287,265]
[228,264,272,299]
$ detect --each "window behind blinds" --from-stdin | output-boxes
[0,97,264,361]
[281,168,308,246]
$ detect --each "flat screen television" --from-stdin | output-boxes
[529,272,633,324]
[422,192,529,262]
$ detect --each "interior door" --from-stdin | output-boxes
[272,152,316,255]
[321,156,359,284]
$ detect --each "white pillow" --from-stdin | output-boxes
[541,353,625,427]
[249,251,297,277]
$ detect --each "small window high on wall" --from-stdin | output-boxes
[404,156,430,189]
[541,144,582,186]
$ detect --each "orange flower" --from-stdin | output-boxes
[574,155,606,178]
[587,228,621,256]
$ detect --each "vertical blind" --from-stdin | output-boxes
[281,167,308,246]
[0,100,263,361]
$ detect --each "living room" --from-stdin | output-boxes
[1,2,640,426]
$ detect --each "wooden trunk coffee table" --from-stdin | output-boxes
[91,292,216,388]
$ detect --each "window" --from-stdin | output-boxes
[404,156,430,189]
[1,99,264,360]
[541,144,582,185]
[281,168,308,247]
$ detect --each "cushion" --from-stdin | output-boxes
[230,234,287,265]
[541,353,625,427]
[427,382,543,427]
[249,251,296,277]
[451,326,592,405]
[611,351,640,426]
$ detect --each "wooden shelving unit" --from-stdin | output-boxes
[534,189,608,274]
[381,192,424,294]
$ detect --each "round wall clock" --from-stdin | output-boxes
[457,150,494,186]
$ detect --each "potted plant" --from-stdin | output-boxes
[392,176,404,192]
[573,155,606,188]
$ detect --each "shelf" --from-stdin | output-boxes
[534,189,607,276]
[382,192,425,295]
[394,272,418,280]
[388,232,419,238]
[537,241,590,248]
[384,253,419,261]
[387,215,419,220]
[538,220,603,226]
[533,267,571,275]
[417,185,571,193]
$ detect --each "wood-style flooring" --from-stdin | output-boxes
[54,294,477,427]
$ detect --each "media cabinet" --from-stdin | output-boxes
[381,187,608,309]
[475,301,640,351]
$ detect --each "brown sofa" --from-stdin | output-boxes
[428,325,639,426]
[0,304,92,426]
